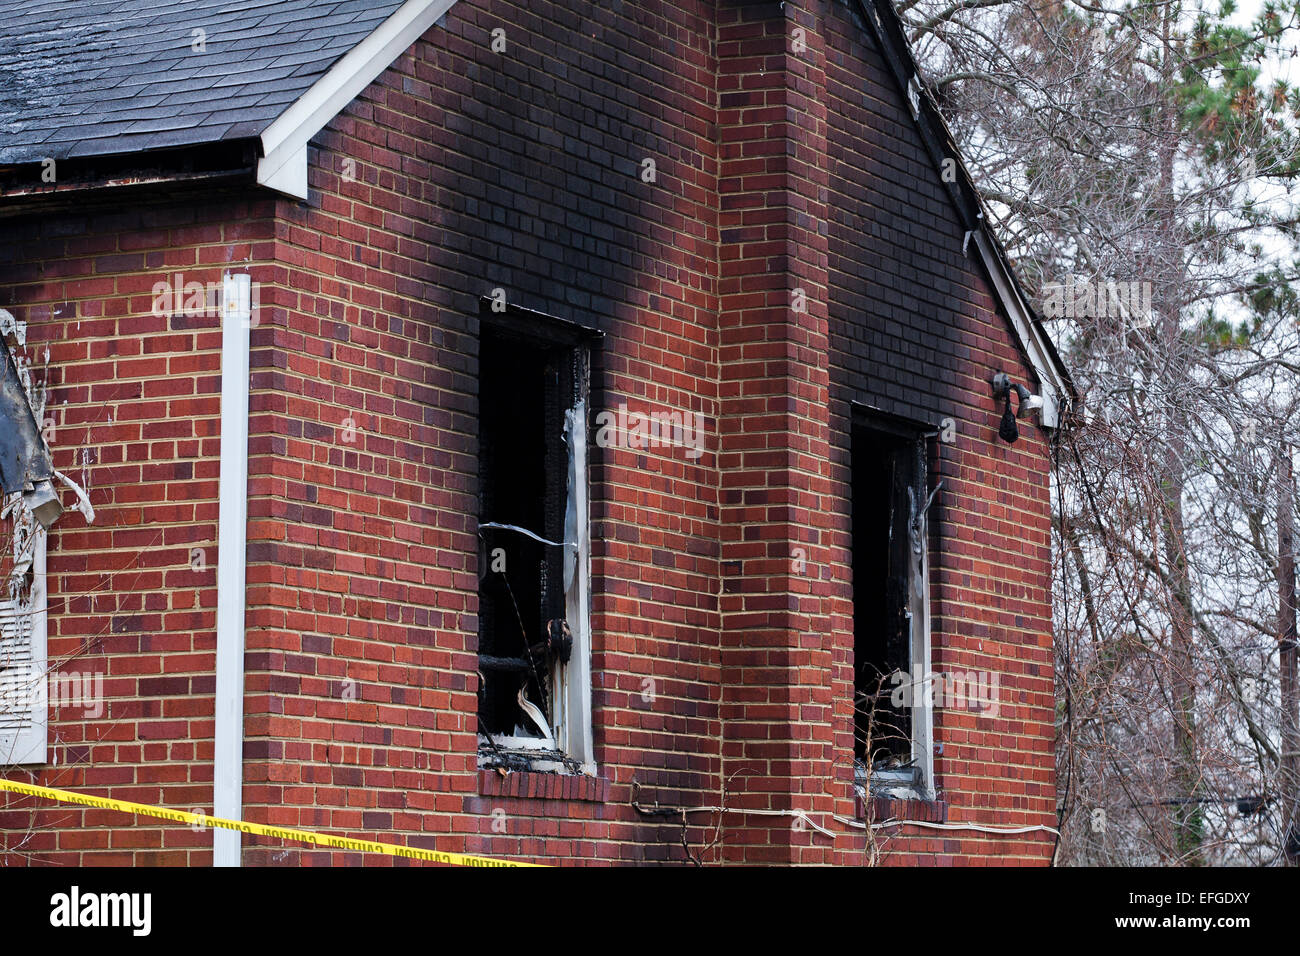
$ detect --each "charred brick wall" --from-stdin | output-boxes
[241,0,725,865]
[821,0,1056,863]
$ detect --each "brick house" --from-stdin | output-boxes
[0,0,1071,866]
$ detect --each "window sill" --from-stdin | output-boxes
[855,788,948,824]
[478,768,609,803]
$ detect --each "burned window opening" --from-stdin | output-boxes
[476,322,591,772]
[852,410,935,794]
[1,310,62,530]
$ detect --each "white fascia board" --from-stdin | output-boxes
[971,231,1068,428]
[256,0,459,199]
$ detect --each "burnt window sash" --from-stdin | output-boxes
[851,403,938,795]
[475,298,599,767]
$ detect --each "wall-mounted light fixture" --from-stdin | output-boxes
[991,372,1044,443]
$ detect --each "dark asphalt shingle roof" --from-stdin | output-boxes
[0,0,406,165]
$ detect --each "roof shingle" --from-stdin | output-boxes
[0,0,405,165]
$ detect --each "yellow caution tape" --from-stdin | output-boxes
[0,778,540,867]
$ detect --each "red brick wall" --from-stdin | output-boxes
[716,1,838,864]
[1,0,1054,866]
[0,195,278,864]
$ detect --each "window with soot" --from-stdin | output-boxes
[476,319,593,773]
[852,409,936,797]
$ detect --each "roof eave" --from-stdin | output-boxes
[0,142,260,217]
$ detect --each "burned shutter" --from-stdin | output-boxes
[1,311,61,530]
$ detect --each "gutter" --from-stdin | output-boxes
[0,168,254,201]
[213,274,252,867]
[0,142,260,219]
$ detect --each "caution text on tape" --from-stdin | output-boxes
[0,778,540,867]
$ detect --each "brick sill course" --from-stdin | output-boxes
[856,791,949,824]
[478,768,610,803]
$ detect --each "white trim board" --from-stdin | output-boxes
[971,232,1069,428]
[212,274,252,867]
[256,0,460,200]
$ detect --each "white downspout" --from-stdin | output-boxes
[213,273,251,867]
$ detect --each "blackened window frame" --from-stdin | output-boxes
[475,297,600,774]
[850,402,937,799]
